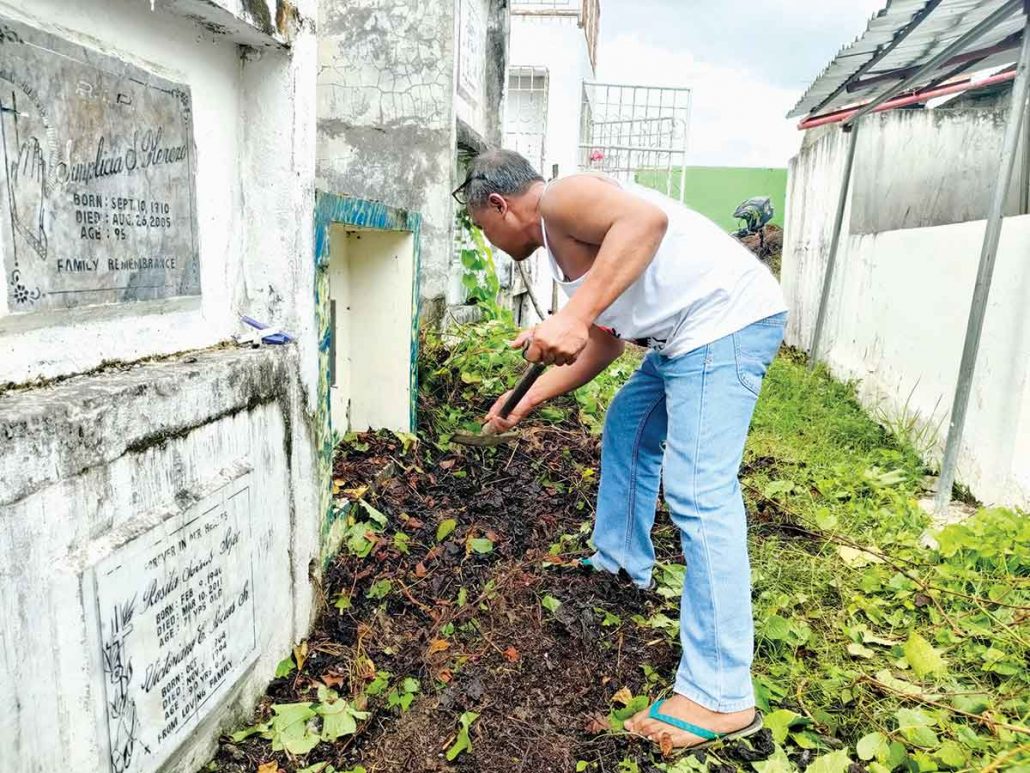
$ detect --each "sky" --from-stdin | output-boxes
[596,0,887,168]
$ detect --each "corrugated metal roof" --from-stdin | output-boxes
[789,0,1027,119]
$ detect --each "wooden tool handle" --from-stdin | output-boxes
[499,362,547,420]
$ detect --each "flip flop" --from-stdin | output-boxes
[644,699,764,752]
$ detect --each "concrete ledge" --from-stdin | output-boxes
[163,0,303,49]
[0,346,296,508]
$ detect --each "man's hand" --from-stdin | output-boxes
[484,389,535,433]
[513,311,590,366]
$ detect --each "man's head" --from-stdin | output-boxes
[455,149,545,260]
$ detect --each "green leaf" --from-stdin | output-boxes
[436,518,457,542]
[805,749,851,773]
[932,740,966,769]
[366,579,393,600]
[362,500,388,527]
[751,745,797,772]
[317,698,369,741]
[345,524,375,558]
[764,709,806,744]
[856,732,889,762]
[790,729,821,749]
[600,610,622,627]
[469,538,494,554]
[393,531,411,555]
[763,614,791,641]
[837,545,883,568]
[847,641,876,659]
[298,764,335,773]
[541,594,562,614]
[269,702,320,755]
[275,655,296,678]
[896,708,939,748]
[814,509,838,530]
[334,592,352,612]
[394,431,419,453]
[445,711,479,761]
[365,671,391,697]
[951,693,990,715]
[903,632,946,679]
[886,741,909,769]
[402,676,420,693]
[608,695,649,731]
[875,669,923,696]
[230,721,269,742]
[576,763,589,772]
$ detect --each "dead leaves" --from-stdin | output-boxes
[611,686,633,706]
[427,638,450,655]
[292,641,308,673]
[256,763,279,773]
[584,713,611,734]
[321,671,345,689]
[658,732,674,758]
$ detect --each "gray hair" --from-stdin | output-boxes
[462,149,544,209]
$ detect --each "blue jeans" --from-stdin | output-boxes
[589,312,786,712]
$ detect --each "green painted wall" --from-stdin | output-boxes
[636,166,788,232]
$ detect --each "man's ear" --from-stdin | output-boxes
[487,193,507,215]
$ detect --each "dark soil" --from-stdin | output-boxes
[208,410,774,772]
[739,225,783,277]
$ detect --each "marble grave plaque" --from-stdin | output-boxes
[94,475,256,773]
[0,16,199,315]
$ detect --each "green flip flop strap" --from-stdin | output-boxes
[647,700,721,741]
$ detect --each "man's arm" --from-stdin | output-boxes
[519,177,668,366]
[485,325,625,433]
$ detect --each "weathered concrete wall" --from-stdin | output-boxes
[0,348,322,773]
[783,117,1030,509]
[317,0,508,322]
[318,0,456,319]
[0,0,317,388]
[455,0,508,151]
[0,1,324,770]
[848,107,1028,234]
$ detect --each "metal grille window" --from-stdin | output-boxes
[504,67,550,174]
[579,82,691,196]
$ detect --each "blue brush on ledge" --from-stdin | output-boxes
[239,315,294,346]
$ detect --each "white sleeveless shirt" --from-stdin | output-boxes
[542,180,787,359]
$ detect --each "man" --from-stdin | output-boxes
[455,149,787,750]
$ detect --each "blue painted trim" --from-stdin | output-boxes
[313,191,422,430]
[311,191,423,556]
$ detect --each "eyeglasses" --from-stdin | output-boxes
[451,173,487,206]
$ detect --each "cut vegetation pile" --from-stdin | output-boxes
[207,321,1029,773]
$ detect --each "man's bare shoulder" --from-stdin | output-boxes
[540,174,622,221]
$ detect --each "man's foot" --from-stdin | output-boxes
[624,693,757,750]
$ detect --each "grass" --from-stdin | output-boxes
[635,166,788,231]
[739,352,1029,773]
